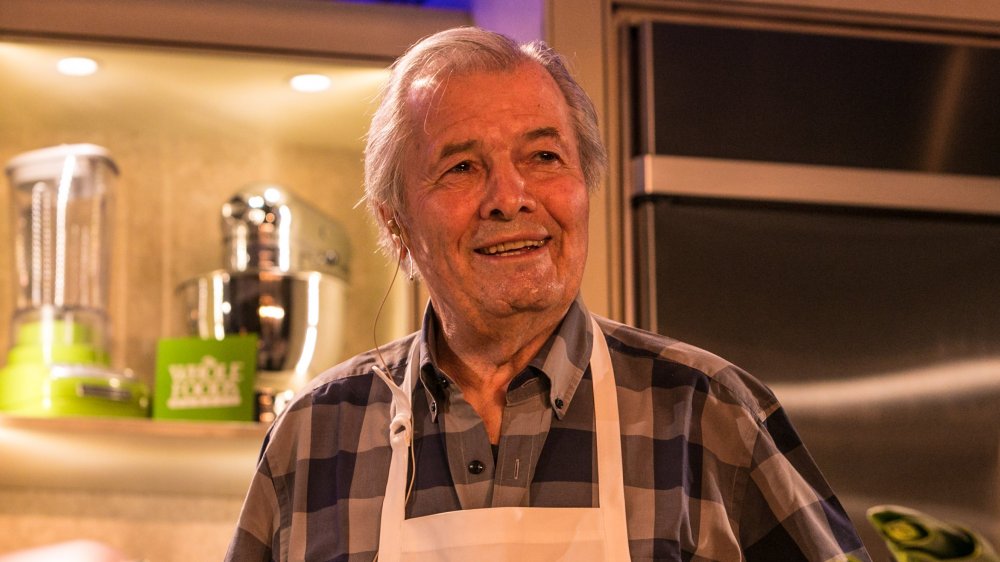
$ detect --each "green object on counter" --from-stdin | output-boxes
[0,319,149,418]
[868,505,999,562]
[0,362,150,417]
[153,334,258,421]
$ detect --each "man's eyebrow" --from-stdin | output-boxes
[438,140,478,160]
[524,127,563,141]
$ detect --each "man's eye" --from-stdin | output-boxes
[448,161,472,173]
[536,151,561,162]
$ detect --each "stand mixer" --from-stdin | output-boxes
[176,184,350,422]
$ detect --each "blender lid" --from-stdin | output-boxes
[5,143,119,183]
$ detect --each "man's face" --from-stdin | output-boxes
[395,62,589,326]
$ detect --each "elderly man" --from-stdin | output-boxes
[226,27,871,561]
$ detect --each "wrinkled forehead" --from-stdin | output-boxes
[403,61,563,127]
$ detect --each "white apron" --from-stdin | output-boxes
[372,317,630,562]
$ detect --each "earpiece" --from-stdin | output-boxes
[386,217,415,280]
[387,218,402,238]
[388,217,410,262]
[387,218,408,251]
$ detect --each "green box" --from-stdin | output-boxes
[153,335,258,421]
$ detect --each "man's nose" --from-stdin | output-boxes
[480,160,535,220]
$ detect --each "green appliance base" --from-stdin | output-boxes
[0,363,149,418]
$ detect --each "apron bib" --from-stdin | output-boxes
[373,316,630,562]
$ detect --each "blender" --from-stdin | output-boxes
[0,144,149,417]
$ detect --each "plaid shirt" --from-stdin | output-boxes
[226,297,871,561]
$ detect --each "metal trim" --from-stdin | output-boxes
[632,154,1000,216]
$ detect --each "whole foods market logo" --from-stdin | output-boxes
[167,356,244,409]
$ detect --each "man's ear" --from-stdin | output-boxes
[378,206,407,254]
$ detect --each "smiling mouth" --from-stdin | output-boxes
[476,239,549,256]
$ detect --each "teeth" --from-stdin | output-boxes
[481,239,545,255]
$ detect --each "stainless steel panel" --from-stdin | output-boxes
[630,191,1000,556]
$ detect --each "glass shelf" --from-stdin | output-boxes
[0,415,267,497]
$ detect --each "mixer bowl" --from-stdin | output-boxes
[176,269,347,397]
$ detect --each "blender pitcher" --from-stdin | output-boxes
[1,144,148,417]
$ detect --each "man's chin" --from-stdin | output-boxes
[477,284,575,319]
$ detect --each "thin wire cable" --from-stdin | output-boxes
[372,248,417,562]
[373,249,403,373]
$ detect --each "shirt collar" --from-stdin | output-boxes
[416,296,593,421]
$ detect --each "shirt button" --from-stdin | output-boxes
[467,460,485,474]
[554,397,565,409]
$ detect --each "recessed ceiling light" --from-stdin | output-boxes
[290,73,331,93]
[57,57,99,76]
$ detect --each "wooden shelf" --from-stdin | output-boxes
[0,415,268,497]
